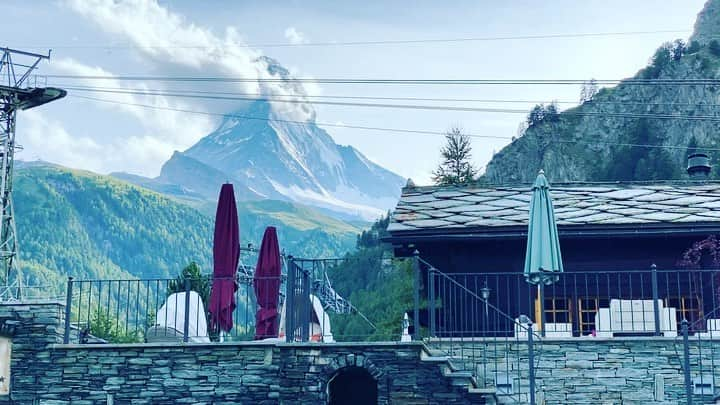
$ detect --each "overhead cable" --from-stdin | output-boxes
[19,29,690,49]
[68,94,720,152]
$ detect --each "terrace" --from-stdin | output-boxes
[53,250,720,404]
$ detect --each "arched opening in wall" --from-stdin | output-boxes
[328,366,377,405]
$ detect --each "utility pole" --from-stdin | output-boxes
[0,47,66,300]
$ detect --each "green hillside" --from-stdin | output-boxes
[14,164,361,298]
[197,199,364,258]
[16,164,213,295]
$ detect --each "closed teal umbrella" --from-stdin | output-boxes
[524,170,563,285]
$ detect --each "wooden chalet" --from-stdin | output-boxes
[386,177,720,336]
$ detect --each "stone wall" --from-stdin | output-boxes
[438,337,720,404]
[0,302,480,404]
[1,302,718,404]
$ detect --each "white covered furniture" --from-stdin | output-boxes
[544,322,573,338]
[594,299,677,337]
[400,312,411,342]
[696,319,720,338]
[146,291,211,343]
[277,294,335,342]
[514,319,572,338]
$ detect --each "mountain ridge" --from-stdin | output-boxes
[484,0,720,184]
[114,56,405,221]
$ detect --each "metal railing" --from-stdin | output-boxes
[421,266,720,338]
[418,257,538,404]
[62,257,378,344]
[285,258,378,342]
[63,274,279,344]
[413,262,720,404]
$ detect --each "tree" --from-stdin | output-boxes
[710,40,720,57]
[431,127,477,185]
[527,104,546,126]
[166,262,217,340]
[516,121,529,138]
[687,41,701,54]
[579,79,599,104]
[167,262,211,309]
[670,39,686,61]
[545,102,560,122]
[644,43,674,78]
[89,306,143,343]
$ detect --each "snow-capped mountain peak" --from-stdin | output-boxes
[154,58,404,220]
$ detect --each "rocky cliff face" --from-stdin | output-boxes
[484,0,720,184]
[691,0,720,46]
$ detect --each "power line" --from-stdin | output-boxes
[55,83,720,109]
[68,94,513,140]
[19,29,691,49]
[42,75,720,85]
[68,94,720,152]
[59,86,720,123]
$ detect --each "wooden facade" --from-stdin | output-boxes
[386,181,720,336]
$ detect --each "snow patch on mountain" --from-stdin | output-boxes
[268,180,386,220]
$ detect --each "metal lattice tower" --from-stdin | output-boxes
[0,47,65,299]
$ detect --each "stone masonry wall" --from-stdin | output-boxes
[0,302,480,404]
[439,337,720,404]
[1,302,718,404]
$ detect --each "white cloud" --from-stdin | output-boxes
[29,0,330,176]
[64,0,317,122]
[19,110,106,173]
[284,27,308,45]
[47,57,216,175]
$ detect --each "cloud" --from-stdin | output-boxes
[284,27,308,45]
[19,110,106,173]
[45,57,216,175]
[34,0,328,176]
[64,0,317,122]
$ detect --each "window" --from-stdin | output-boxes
[665,296,703,330]
[535,297,572,330]
[577,297,609,335]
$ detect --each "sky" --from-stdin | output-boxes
[1,0,708,185]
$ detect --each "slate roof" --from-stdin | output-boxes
[387,182,720,236]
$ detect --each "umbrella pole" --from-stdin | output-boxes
[539,284,546,337]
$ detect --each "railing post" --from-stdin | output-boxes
[63,277,73,344]
[651,263,661,336]
[527,321,536,405]
[682,319,693,405]
[300,268,311,342]
[183,278,191,343]
[429,267,436,337]
[285,256,296,342]
[412,249,420,341]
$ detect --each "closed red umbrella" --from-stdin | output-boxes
[254,226,282,340]
[209,184,239,333]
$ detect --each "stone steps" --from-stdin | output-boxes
[421,343,499,404]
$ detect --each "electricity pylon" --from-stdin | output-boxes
[0,47,66,300]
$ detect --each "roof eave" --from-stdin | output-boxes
[384,222,720,243]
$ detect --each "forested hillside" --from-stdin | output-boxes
[328,216,414,341]
[15,163,361,299]
[484,1,720,184]
[16,164,214,297]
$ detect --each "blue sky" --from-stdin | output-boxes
[2,0,707,184]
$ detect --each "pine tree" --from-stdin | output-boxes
[432,127,477,185]
[579,79,599,104]
[167,262,210,309]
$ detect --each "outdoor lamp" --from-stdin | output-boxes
[480,281,491,316]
